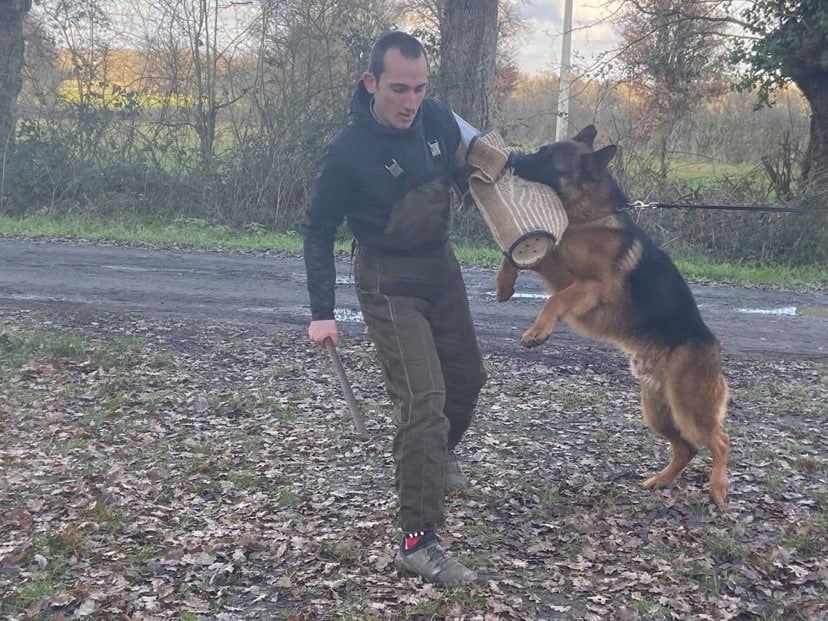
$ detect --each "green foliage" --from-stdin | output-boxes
[728,0,828,106]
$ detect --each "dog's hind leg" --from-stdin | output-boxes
[641,382,698,491]
[707,427,731,506]
[496,257,518,302]
[666,345,730,505]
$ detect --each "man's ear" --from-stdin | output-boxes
[572,125,597,147]
[363,71,377,94]
[582,145,617,177]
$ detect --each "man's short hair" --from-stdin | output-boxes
[368,31,427,82]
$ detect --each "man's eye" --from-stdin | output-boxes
[392,86,407,93]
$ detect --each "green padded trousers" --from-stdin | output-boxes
[355,243,487,532]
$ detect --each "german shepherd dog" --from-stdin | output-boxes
[497,125,730,505]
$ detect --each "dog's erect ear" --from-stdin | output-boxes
[583,145,618,177]
[572,125,597,147]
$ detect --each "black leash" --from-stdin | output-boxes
[624,200,827,214]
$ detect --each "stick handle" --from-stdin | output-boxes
[324,338,369,439]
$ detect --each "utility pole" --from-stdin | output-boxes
[555,0,573,141]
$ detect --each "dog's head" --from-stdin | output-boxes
[510,125,619,214]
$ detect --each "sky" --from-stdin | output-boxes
[514,1,621,75]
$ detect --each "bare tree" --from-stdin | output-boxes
[0,0,32,205]
[612,0,828,196]
[615,0,728,178]
[439,0,499,129]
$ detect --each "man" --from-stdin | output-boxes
[303,31,487,587]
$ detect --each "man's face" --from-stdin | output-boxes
[363,47,428,130]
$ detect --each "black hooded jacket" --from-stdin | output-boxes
[303,82,462,320]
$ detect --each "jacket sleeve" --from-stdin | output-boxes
[303,143,352,320]
[434,102,468,198]
[437,100,463,175]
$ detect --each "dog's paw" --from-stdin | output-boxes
[709,480,727,506]
[521,329,549,348]
[496,286,515,303]
[643,473,673,489]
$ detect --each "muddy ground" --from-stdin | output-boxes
[0,239,826,620]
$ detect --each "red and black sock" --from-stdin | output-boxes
[402,530,436,555]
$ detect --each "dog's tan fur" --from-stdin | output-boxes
[499,125,730,505]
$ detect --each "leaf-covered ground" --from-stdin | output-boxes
[1,308,826,620]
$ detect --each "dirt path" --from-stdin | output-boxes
[1,238,825,361]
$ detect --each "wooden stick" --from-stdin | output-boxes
[324,338,369,439]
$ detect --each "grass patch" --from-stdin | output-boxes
[37,529,83,570]
[127,544,165,564]
[0,325,89,374]
[150,351,176,368]
[79,405,111,428]
[453,243,503,266]
[675,560,721,595]
[1,214,824,287]
[764,469,784,495]
[404,585,484,618]
[672,255,827,288]
[0,214,304,253]
[84,500,126,532]
[88,335,148,370]
[277,488,301,508]
[465,523,508,547]
[456,550,492,568]
[228,469,264,490]
[629,597,664,617]
[544,382,608,412]
[0,577,66,616]
[669,160,757,186]
[260,399,296,422]
[702,530,748,561]
[48,332,88,358]
[734,379,825,418]
[320,539,363,564]
[783,532,822,558]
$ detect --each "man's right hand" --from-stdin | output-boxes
[308,319,338,346]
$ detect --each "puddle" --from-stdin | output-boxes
[734,306,827,318]
[238,306,280,314]
[737,306,797,316]
[5,293,81,303]
[485,291,548,300]
[2,293,155,309]
[101,265,154,272]
[101,265,207,274]
[334,308,364,323]
[290,306,364,323]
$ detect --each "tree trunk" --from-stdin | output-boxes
[779,15,828,197]
[0,0,31,161]
[439,0,498,130]
[797,79,828,197]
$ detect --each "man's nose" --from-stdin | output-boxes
[403,91,419,110]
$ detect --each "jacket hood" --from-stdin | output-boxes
[348,80,422,137]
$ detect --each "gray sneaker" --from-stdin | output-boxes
[445,453,469,494]
[394,539,478,587]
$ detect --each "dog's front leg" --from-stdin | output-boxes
[496,257,518,302]
[522,280,602,347]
